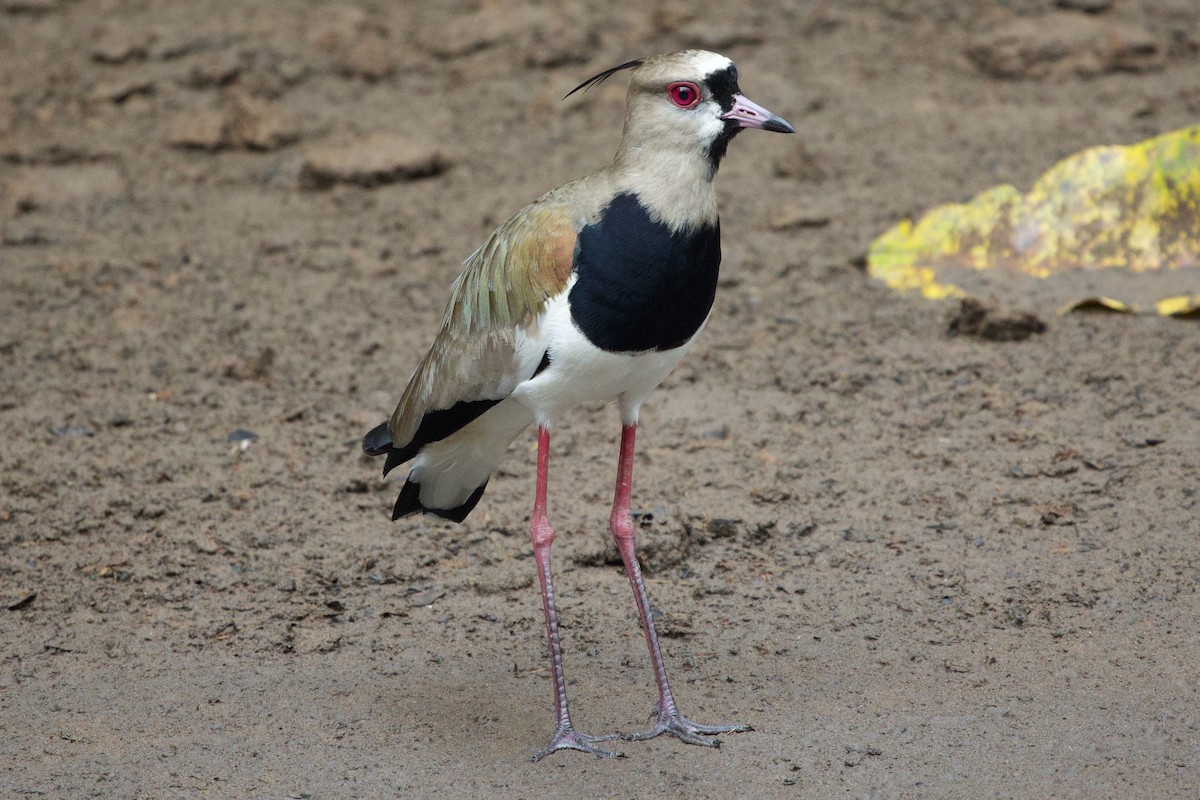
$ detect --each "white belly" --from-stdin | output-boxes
[510,285,703,427]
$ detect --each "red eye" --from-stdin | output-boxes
[667,82,700,109]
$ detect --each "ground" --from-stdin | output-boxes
[2,1,1199,798]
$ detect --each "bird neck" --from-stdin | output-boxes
[608,142,719,233]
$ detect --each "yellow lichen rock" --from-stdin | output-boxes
[868,125,1200,316]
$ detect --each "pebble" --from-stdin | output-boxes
[150,31,244,62]
[193,538,221,555]
[89,77,155,104]
[424,7,529,59]
[227,429,259,442]
[676,20,763,50]
[228,95,299,151]
[1,0,58,13]
[91,29,150,64]
[948,298,1047,342]
[708,518,740,539]
[968,13,1161,79]
[165,98,298,151]
[166,108,229,150]
[307,5,368,52]
[1055,0,1114,12]
[773,140,828,182]
[5,164,126,212]
[406,587,445,607]
[300,133,448,189]
[340,33,394,80]
[91,32,150,64]
[186,51,242,88]
[51,423,94,437]
[769,204,832,231]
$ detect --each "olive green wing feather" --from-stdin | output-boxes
[381,202,577,456]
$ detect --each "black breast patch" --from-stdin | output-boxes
[569,193,720,353]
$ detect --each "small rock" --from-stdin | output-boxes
[1101,21,1163,72]
[0,95,12,135]
[228,95,299,151]
[215,47,310,97]
[150,31,244,61]
[90,77,155,104]
[166,98,298,152]
[968,13,1162,79]
[7,592,37,611]
[5,164,126,212]
[769,204,832,231]
[652,1,698,33]
[656,611,696,638]
[91,29,151,64]
[224,346,276,381]
[186,50,242,88]
[773,140,828,182]
[51,423,94,437]
[1,221,58,246]
[424,8,528,59]
[1,0,58,14]
[341,33,394,80]
[166,108,229,150]
[406,587,445,607]
[522,9,597,69]
[708,518,740,539]
[969,16,1088,79]
[300,133,449,189]
[1055,0,1113,12]
[306,5,369,52]
[948,298,1047,342]
[676,20,764,50]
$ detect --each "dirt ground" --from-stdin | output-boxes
[3,1,1199,797]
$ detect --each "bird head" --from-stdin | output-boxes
[567,50,795,177]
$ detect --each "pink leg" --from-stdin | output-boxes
[529,426,623,762]
[609,424,751,746]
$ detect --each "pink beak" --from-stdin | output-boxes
[721,94,795,133]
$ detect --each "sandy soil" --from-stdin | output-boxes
[3,1,1199,797]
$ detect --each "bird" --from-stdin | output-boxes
[362,49,794,761]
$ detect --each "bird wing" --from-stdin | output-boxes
[382,201,577,456]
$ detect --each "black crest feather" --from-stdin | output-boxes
[563,58,645,99]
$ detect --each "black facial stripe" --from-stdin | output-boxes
[704,64,740,112]
[706,122,742,175]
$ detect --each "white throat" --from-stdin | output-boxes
[610,142,719,232]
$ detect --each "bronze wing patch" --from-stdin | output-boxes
[386,202,577,449]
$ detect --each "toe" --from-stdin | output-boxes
[532,728,625,761]
[619,713,751,746]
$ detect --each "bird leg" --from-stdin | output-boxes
[529,425,623,762]
[609,423,752,746]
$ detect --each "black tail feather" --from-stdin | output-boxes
[392,478,489,523]
[362,421,392,456]
[383,447,409,477]
[363,398,504,478]
[363,420,421,477]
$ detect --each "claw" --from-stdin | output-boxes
[532,726,625,762]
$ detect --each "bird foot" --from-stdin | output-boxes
[531,725,625,762]
[621,707,752,747]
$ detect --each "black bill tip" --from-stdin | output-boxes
[762,115,796,134]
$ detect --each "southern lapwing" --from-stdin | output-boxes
[363,50,794,761]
